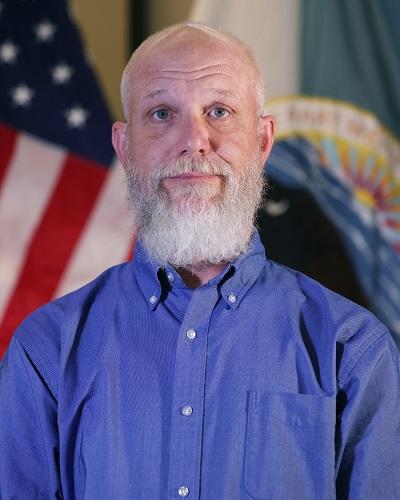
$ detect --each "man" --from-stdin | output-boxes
[0,23,399,499]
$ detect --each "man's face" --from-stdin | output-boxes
[123,37,271,200]
[112,31,274,267]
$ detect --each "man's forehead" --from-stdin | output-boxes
[130,46,245,95]
[136,47,244,78]
[133,71,248,108]
[141,85,240,102]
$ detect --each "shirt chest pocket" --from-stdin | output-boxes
[244,391,336,500]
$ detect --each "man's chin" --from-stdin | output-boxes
[165,194,222,214]
[162,182,223,206]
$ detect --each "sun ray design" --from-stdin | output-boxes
[318,136,400,250]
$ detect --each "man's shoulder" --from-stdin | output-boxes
[1,261,139,399]
[265,257,367,309]
[13,261,135,351]
[264,257,366,315]
[262,259,398,388]
[263,259,392,360]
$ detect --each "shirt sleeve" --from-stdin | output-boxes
[335,330,400,499]
[0,335,61,498]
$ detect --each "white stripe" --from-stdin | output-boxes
[189,0,301,98]
[55,159,134,297]
[0,133,65,319]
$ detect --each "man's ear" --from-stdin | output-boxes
[259,114,275,164]
[112,121,128,168]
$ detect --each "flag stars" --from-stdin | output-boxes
[34,20,57,42]
[51,63,74,84]
[0,41,19,63]
[11,84,34,107]
[65,106,89,128]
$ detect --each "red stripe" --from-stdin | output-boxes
[0,153,108,357]
[0,123,18,189]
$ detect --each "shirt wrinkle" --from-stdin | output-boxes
[14,339,57,497]
[338,325,390,388]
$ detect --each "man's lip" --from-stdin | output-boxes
[165,173,220,180]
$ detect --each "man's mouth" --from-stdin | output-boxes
[165,172,222,180]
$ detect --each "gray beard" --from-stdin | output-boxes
[125,154,265,268]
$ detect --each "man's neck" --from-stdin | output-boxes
[176,262,228,288]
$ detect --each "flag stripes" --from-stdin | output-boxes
[0,129,65,319]
[55,159,133,297]
[0,124,17,189]
[0,129,133,357]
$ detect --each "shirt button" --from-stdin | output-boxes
[166,272,174,282]
[228,293,237,303]
[149,295,157,304]
[186,329,197,340]
[181,405,193,416]
[178,486,189,497]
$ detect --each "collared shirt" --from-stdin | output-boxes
[1,231,399,499]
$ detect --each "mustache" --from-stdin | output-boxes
[151,157,232,184]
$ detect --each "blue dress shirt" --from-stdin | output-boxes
[1,231,399,499]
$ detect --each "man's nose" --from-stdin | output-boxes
[178,114,210,157]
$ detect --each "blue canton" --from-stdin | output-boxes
[0,0,114,164]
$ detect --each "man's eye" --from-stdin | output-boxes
[152,109,170,121]
[209,107,229,118]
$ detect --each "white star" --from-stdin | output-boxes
[11,84,34,107]
[34,20,57,42]
[65,106,89,128]
[0,41,19,64]
[51,63,74,84]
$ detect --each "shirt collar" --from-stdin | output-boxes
[133,242,164,310]
[219,230,266,309]
[132,230,266,310]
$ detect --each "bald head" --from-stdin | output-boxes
[120,23,265,119]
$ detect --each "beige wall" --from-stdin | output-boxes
[70,0,194,120]
[149,0,194,33]
[70,0,129,120]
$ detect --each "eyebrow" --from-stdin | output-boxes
[212,89,239,102]
[144,89,168,99]
[213,89,236,97]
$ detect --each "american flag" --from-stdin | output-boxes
[0,0,133,357]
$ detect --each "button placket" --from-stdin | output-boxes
[167,285,219,499]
